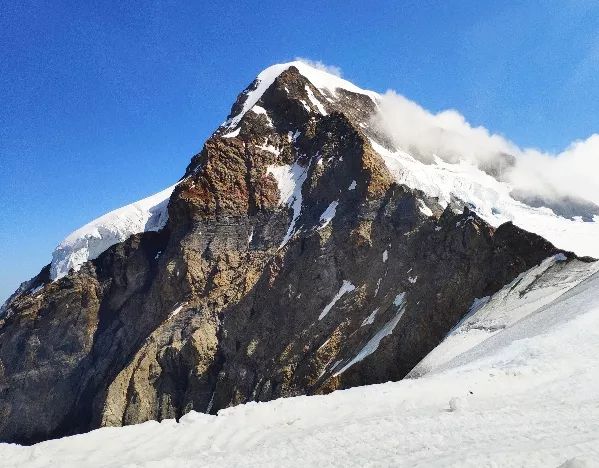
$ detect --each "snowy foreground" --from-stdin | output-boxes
[2,260,599,467]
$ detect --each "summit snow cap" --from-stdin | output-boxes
[222,60,379,129]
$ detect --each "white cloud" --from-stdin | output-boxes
[512,136,599,205]
[372,90,599,206]
[294,57,342,77]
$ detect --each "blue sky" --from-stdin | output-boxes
[1,0,598,302]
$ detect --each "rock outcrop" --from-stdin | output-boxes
[0,64,574,444]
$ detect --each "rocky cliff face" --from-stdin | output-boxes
[0,64,575,444]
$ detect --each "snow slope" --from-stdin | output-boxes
[370,140,599,259]
[50,184,177,280]
[3,259,598,467]
[410,254,599,376]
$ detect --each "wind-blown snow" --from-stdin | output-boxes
[370,139,599,258]
[4,261,599,466]
[266,162,309,247]
[319,280,355,320]
[50,184,177,280]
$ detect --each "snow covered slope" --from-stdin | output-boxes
[3,258,598,467]
[50,184,177,280]
[410,254,599,376]
[369,140,599,259]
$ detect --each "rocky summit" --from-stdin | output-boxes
[0,62,595,445]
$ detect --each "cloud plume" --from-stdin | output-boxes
[295,57,343,77]
[372,90,599,206]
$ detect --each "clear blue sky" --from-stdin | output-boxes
[1,0,598,302]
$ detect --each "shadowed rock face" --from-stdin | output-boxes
[0,66,565,444]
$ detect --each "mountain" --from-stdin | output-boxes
[1,61,597,445]
[3,251,598,467]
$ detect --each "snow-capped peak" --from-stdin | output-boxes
[41,62,599,282]
[223,60,379,129]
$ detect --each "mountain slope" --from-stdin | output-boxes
[27,60,599,286]
[0,61,597,445]
[3,263,598,467]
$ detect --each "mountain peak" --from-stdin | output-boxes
[222,61,379,131]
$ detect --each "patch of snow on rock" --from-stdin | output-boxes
[318,201,339,230]
[393,291,407,307]
[418,199,433,217]
[305,85,327,115]
[267,162,310,247]
[258,142,280,155]
[319,280,356,320]
[167,303,186,321]
[250,105,273,126]
[335,294,407,375]
[361,308,379,326]
[222,127,240,138]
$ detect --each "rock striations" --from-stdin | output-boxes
[0,62,593,444]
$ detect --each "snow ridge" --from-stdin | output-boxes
[50,184,177,280]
